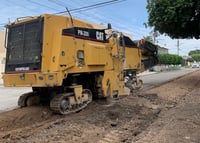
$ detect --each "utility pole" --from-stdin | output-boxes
[153,31,159,44]
[177,39,180,55]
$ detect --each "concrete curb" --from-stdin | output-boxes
[138,71,157,77]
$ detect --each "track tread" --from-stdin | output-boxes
[50,90,92,115]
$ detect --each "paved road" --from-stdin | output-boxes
[0,68,198,112]
[0,87,31,112]
[140,68,199,88]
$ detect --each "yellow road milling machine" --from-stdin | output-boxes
[2,14,158,114]
[123,38,158,92]
[136,39,158,72]
[3,14,129,114]
[123,35,142,91]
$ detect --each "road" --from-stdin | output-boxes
[0,87,31,112]
[0,68,198,112]
[140,68,198,88]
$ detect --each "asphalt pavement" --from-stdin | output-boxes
[140,68,199,88]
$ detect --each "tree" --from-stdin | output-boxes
[188,49,200,61]
[188,49,200,55]
[187,57,194,62]
[147,0,200,39]
[191,54,200,61]
[158,54,183,65]
[143,35,154,43]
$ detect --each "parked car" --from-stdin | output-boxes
[192,63,199,68]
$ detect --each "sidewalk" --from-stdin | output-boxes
[138,70,157,76]
[0,75,2,85]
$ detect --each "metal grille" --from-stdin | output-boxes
[5,18,43,73]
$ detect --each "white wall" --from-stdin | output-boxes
[0,30,6,78]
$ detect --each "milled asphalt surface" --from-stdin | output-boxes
[0,68,198,112]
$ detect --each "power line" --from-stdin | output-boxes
[55,0,126,14]
[47,0,64,8]
[47,0,71,9]
[48,0,145,38]
[0,0,146,38]
[27,0,59,11]
[46,0,119,26]
[67,0,145,37]
[70,0,125,13]
[51,0,133,33]
[8,0,34,12]
[0,0,126,30]
[29,0,127,29]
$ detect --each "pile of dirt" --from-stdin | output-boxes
[0,95,161,143]
[0,70,200,143]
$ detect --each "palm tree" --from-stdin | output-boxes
[143,35,154,43]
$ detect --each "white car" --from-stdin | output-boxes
[192,63,199,68]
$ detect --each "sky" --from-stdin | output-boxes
[0,0,199,56]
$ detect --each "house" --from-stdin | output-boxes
[157,46,168,54]
[0,30,6,76]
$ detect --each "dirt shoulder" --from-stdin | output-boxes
[0,70,200,143]
[135,70,200,143]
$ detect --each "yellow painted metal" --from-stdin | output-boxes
[2,71,63,87]
[102,70,129,97]
[124,47,142,72]
[69,85,83,104]
[2,14,142,97]
[85,43,106,66]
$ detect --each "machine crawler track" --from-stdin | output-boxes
[50,90,92,115]
[18,92,40,107]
